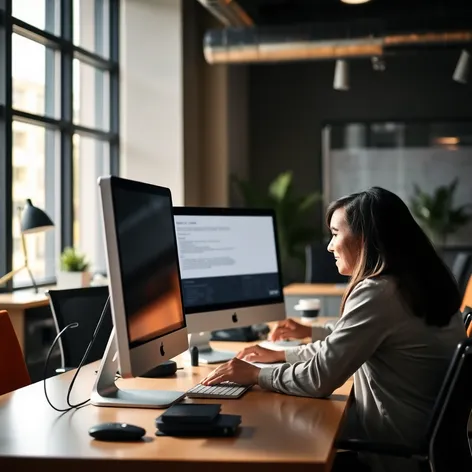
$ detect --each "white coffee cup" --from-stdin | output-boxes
[294,298,321,318]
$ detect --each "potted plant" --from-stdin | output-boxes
[231,171,321,282]
[57,246,92,289]
[410,178,471,248]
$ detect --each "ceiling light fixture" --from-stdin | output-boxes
[434,137,460,146]
[340,0,371,4]
[333,59,350,91]
[453,49,471,84]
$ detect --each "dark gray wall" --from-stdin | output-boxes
[248,50,472,227]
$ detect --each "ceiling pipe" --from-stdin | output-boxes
[203,28,472,64]
[196,0,254,28]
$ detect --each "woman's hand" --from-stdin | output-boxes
[236,345,285,363]
[269,319,312,341]
[201,358,261,386]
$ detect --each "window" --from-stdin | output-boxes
[0,0,119,291]
[73,133,110,273]
[322,120,472,247]
[13,166,27,182]
[12,33,56,117]
[13,127,27,149]
[12,0,59,35]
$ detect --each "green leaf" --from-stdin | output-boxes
[60,247,89,272]
[297,192,321,214]
[410,178,471,245]
[268,171,293,202]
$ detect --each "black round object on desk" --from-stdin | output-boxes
[139,360,177,378]
[89,422,146,442]
[190,346,199,366]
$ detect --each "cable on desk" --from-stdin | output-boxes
[43,296,110,412]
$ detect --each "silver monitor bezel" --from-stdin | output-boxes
[99,176,188,378]
[173,207,287,333]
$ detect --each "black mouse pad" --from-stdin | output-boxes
[155,413,241,437]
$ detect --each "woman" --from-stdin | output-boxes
[201,187,465,472]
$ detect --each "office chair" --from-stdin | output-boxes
[463,306,472,334]
[465,313,472,338]
[461,276,472,313]
[305,242,348,284]
[452,252,472,296]
[0,310,31,396]
[47,286,112,372]
[335,338,472,471]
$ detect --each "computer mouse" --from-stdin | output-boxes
[88,422,146,442]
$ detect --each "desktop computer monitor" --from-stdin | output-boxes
[173,207,286,363]
[91,175,188,408]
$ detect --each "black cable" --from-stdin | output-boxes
[43,296,111,412]
[65,296,110,408]
[43,322,79,412]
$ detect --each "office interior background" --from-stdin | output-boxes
[1,0,471,295]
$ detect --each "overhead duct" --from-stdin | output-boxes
[196,0,253,28]
[203,27,472,64]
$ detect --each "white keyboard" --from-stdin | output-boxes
[186,381,251,399]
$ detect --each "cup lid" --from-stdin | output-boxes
[294,304,320,311]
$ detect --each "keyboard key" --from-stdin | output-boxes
[186,382,251,399]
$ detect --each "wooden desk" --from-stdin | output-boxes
[0,341,352,472]
[283,284,346,318]
[284,284,346,297]
[0,290,50,352]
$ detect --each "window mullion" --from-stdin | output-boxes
[60,0,73,251]
[0,0,13,293]
[44,0,59,280]
[109,0,119,176]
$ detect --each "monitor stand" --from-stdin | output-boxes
[188,331,235,364]
[91,329,186,408]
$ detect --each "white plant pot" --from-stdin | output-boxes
[56,271,92,290]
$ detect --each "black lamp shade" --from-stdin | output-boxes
[21,199,54,234]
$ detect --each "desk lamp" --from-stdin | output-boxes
[0,199,54,293]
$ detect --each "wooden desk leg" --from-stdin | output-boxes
[7,308,25,353]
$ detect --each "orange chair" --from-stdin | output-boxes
[461,275,472,312]
[460,276,472,337]
[0,310,31,396]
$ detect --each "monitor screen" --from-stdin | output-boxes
[112,182,186,348]
[174,209,283,314]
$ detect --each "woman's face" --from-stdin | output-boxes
[327,207,361,276]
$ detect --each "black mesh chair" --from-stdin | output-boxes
[47,286,112,372]
[452,252,472,296]
[335,339,472,471]
[305,242,348,284]
[463,308,472,333]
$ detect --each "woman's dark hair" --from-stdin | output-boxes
[326,187,461,327]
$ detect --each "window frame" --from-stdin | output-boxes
[0,0,119,292]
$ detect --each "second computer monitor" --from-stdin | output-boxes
[173,207,286,333]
